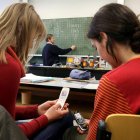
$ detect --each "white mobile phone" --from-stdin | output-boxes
[57,87,70,109]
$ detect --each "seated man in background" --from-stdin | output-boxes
[42,34,76,66]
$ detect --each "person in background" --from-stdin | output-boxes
[63,3,140,140]
[0,3,73,140]
[42,34,76,66]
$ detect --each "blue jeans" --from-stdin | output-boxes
[31,112,73,140]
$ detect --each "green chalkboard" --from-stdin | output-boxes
[36,17,94,55]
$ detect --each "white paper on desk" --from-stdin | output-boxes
[61,80,88,89]
[83,83,99,90]
[20,73,53,83]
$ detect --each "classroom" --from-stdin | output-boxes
[0,0,140,140]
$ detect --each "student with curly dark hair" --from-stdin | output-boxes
[63,3,140,140]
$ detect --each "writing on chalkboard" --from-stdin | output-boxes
[36,17,94,55]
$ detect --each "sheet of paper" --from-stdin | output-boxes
[83,83,99,90]
[20,73,53,83]
[61,80,88,89]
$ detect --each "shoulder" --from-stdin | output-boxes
[45,44,58,48]
[101,58,140,98]
[97,75,119,96]
[6,47,24,77]
[104,58,140,82]
[52,44,59,48]
[0,53,23,81]
[43,44,52,51]
[96,76,131,110]
[43,44,50,48]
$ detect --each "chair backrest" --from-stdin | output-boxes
[105,114,140,140]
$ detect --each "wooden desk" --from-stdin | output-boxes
[19,78,99,118]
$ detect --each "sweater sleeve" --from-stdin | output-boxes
[51,45,72,55]
[15,105,39,120]
[18,115,48,138]
[86,76,132,140]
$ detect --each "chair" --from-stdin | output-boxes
[0,105,28,140]
[96,114,140,140]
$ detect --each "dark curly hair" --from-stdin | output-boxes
[87,3,140,61]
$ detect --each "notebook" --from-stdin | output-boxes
[20,73,53,83]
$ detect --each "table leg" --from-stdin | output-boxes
[21,92,32,104]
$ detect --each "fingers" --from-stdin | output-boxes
[54,103,69,115]
[44,100,69,111]
[77,127,85,134]
[62,103,69,110]
[77,127,88,134]
[47,99,57,105]
[55,102,69,109]
[71,45,76,50]
[44,100,58,107]
[54,103,62,109]
[85,119,90,125]
[61,107,69,115]
[45,103,69,122]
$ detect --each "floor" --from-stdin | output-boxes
[17,94,94,119]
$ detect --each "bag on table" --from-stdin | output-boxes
[69,69,91,80]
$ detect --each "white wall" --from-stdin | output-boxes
[28,0,117,19]
[1,0,140,18]
[125,0,140,15]
[0,0,20,14]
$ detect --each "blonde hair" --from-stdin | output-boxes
[0,3,46,65]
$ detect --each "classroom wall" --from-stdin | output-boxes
[1,0,140,18]
[0,0,20,14]
[28,0,117,19]
[125,0,140,15]
[27,0,140,19]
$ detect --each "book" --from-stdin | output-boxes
[20,73,54,83]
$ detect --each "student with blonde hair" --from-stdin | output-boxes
[0,3,73,140]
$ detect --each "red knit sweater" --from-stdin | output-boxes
[0,47,48,138]
[86,58,140,140]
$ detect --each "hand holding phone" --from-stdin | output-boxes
[57,87,70,109]
[74,112,88,131]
